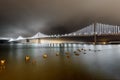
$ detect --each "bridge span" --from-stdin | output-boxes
[0,38,11,44]
[7,23,120,44]
[10,34,120,44]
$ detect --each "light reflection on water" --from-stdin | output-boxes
[0,44,120,80]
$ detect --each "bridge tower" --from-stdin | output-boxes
[94,22,97,45]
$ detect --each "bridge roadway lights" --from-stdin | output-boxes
[12,34,120,44]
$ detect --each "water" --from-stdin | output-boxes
[0,43,120,80]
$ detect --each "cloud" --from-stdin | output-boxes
[0,0,120,37]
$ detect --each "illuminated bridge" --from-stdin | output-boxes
[8,23,120,44]
[0,38,11,44]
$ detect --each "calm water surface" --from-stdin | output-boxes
[0,43,120,80]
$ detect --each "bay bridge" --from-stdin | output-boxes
[2,23,120,44]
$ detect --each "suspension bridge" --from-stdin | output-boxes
[1,23,120,44]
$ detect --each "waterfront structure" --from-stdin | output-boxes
[1,23,120,44]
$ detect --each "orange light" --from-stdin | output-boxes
[25,56,30,61]
[65,52,70,55]
[32,60,37,64]
[0,60,6,65]
[77,49,81,52]
[74,53,80,56]
[43,54,48,58]
[66,55,70,58]
[56,52,59,56]
[102,42,106,45]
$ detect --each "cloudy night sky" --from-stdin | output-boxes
[0,0,120,37]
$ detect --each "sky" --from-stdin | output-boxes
[0,0,120,37]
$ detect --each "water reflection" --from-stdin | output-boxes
[0,44,120,80]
